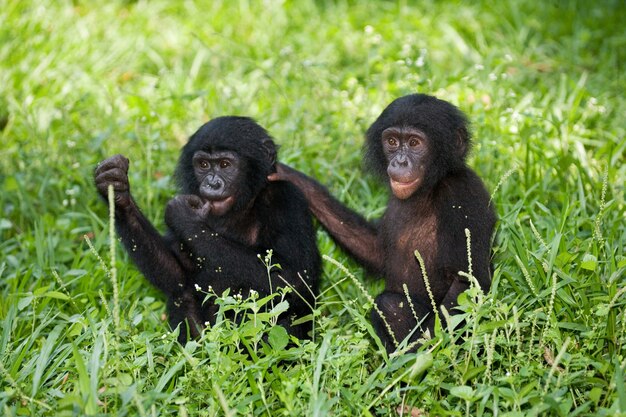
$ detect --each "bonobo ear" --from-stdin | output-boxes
[261,138,277,167]
[456,127,469,158]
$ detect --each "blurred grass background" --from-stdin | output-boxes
[0,0,625,415]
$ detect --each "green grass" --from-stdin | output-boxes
[1,0,625,415]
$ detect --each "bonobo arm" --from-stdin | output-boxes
[94,154,186,295]
[269,163,384,274]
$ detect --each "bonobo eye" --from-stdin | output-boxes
[219,159,231,169]
[387,137,398,147]
[408,137,420,147]
[199,160,209,169]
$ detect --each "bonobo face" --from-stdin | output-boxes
[192,150,241,216]
[382,126,429,200]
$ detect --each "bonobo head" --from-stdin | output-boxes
[364,94,470,199]
[175,116,277,216]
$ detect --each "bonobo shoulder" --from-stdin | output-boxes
[432,168,491,205]
[265,180,310,214]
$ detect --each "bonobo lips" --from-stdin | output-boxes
[205,195,236,216]
[389,177,421,200]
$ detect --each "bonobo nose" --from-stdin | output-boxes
[202,175,224,193]
[392,155,409,168]
[208,179,223,190]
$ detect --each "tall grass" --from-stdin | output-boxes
[1,0,625,415]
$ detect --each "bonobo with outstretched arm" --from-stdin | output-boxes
[270,94,496,352]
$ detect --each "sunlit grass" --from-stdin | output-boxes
[1,0,625,415]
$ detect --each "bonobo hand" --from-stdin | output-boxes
[165,195,211,230]
[95,154,133,209]
[267,162,295,182]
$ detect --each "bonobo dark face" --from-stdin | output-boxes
[192,149,241,216]
[382,126,429,199]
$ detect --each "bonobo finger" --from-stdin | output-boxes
[186,195,203,209]
[184,195,211,217]
[96,154,129,174]
[267,162,290,181]
[96,180,129,193]
[95,168,129,184]
[267,172,282,182]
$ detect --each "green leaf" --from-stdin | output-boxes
[614,359,626,411]
[68,321,84,338]
[409,352,433,379]
[43,291,70,301]
[589,387,603,404]
[462,366,486,383]
[32,324,64,396]
[291,313,314,326]
[65,269,88,277]
[581,254,598,271]
[240,321,263,337]
[450,385,475,401]
[269,300,290,316]
[155,359,185,392]
[72,344,97,414]
[17,294,33,311]
[4,176,18,192]
[33,286,50,296]
[268,325,289,351]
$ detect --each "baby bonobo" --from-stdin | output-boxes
[95,116,320,342]
[269,94,496,352]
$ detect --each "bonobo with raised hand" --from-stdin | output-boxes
[95,116,320,342]
[269,94,496,352]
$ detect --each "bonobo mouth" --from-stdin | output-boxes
[389,177,421,200]
[203,195,236,216]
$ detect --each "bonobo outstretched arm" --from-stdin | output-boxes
[269,163,384,274]
[94,154,187,295]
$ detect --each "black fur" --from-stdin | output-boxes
[273,94,496,352]
[95,116,320,342]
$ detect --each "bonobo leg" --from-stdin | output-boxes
[167,289,206,343]
[371,291,431,352]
